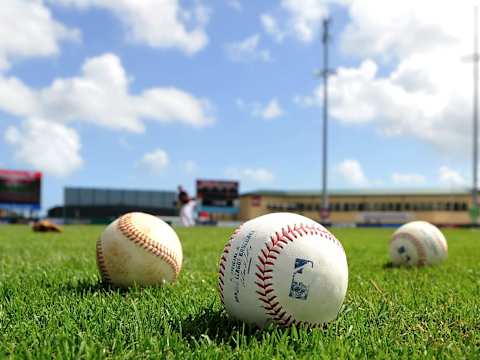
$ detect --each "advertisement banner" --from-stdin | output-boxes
[196,179,239,213]
[0,169,41,208]
[357,211,414,224]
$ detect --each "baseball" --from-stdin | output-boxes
[218,213,348,328]
[389,221,448,266]
[96,212,183,287]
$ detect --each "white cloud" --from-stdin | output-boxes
[0,53,214,132]
[0,0,80,71]
[438,166,466,187]
[139,149,169,173]
[225,34,271,63]
[261,14,285,43]
[335,159,369,186]
[4,118,83,177]
[295,60,379,123]
[295,2,478,153]
[226,167,275,182]
[261,0,331,43]
[227,0,242,11]
[260,99,284,119]
[340,0,461,61]
[298,56,471,151]
[391,172,426,185]
[236,98,284,120]
[52,0,209,54]
[293,93,318,108]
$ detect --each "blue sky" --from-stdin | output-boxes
[0,0,477,212]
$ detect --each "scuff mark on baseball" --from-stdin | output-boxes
[96,212,183,288]
[390,220,448,267]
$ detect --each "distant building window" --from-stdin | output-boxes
[268,203,284,211]
[453,202,466,211]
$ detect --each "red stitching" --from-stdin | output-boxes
[255,281,273,289]
[218,226,242,305]
[256,288,274,296]
[117,213,181,279]
[96,237,112,284]
[255,223,342,327]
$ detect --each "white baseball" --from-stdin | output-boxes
[218,213,348,328]
[390,221,448,266]
[96,212,183,287]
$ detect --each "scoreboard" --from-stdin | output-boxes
[196,179,239,213]
[0,169,41,209]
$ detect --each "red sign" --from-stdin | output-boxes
[0,169,41,205]
[320,208,330,220]
[251,195,262,207]
[196,179,239,207]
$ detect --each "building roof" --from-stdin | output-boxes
[241,188,473,197]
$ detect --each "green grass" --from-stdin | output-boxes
[0,225,479,359]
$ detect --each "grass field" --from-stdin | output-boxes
[0,225,479,359]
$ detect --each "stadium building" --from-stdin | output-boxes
[239,189,475,226]
[48,187,177,223]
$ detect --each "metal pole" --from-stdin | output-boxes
[62,188,66,225]
[473,6,479,225]
[321,18,330,220]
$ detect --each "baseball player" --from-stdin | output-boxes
[177,186,196,227]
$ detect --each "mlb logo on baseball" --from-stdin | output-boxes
[289,258,314,300]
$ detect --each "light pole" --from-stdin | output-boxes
[320,18,333,221]
[468,6,479,225]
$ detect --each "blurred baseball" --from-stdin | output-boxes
[96,212,183,287]
[218,213,348,328]
[390,220,448,266]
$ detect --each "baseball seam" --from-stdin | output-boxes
[391,232,427,266]
[117,213,181,279]
[96,237,112,284]
[218,226,242,305]
[255,223,344,327]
